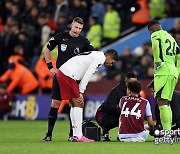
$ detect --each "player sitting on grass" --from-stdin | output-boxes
[118,80,154,142]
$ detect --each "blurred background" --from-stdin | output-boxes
[0,0,180,121]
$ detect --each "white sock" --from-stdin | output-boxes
[70,107,77,137]
[73,107,83,138]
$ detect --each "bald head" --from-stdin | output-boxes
[147,20,162,34]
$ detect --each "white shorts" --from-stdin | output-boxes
[118,130,149,142]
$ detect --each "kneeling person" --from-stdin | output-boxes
[118,81,154,142]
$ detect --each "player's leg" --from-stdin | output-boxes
[71,98,83,138]
[95,106,112,141]
[102,114,119,141]
[95,106,103,129]
[170,91,180,130]
[154,104,163,130]
[68,111,73,141]
[69,100,77,138]
[155,75,177,130]
[42,76,61,141]
[71,98,94,142]
[118,130,148,142]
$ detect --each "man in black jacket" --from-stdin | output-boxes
[95,72,137,141]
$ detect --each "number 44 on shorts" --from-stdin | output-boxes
[121,102,142,119]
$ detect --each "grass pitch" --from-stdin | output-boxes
[0,120,180,154]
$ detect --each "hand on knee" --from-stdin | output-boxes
[73,98,84,108]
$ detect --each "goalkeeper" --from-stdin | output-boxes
[148,80,180,130]
[147,20,180,131]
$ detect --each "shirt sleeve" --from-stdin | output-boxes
[102,87,120,114]
[176,46,180,74]
[46,33,61,51]
[84,37,95,52]
[145,101,152,117]
[151,32,161,63]
[79,57,104,93]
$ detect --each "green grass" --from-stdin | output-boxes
[0,120,180,154]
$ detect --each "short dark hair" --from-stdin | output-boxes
[147,20,160,30]
[127,80,142,94]
[105,49,119,61]
[73,17,84,25]
[126,72,137,79]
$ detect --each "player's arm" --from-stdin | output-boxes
[84,37,95,51]
[175,46,180,74]
[151,36,160,61]
[102,87,121,114]
[44,35,59,74]
[79,58,104,93]
[145,101,154,134]
[152,36,163,69]
[147,116,154,134]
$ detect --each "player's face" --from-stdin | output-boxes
[104,56,116,67]
[70,22,83,37]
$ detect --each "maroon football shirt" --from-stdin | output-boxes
[119,96,149,134]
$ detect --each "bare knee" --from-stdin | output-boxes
[51,99,61,108]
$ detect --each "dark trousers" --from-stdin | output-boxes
[155,91,180,129]
[95,107,119,134]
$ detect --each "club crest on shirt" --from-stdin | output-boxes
[61,44,67,52]
[74,47,80,54]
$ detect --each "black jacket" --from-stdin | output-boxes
[100,77,127,115]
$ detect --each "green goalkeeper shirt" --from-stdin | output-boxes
[151,29,180,78]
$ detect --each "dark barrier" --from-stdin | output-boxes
[8,80,180,120]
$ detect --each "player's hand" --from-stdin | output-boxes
[76,93,84,104]
[50,68,58,75]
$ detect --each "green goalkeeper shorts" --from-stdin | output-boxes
[154,75,178,101]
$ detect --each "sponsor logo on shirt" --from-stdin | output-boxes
[61,44,67,52]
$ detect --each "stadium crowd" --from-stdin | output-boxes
[0,0,180,94]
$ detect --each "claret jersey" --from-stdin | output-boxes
[119,96,152,134]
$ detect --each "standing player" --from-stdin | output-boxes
[118,80,154,142]
[57,49,118,142]
[148,80,180,131]
[147,20,180,131]
[42,17,94,141]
